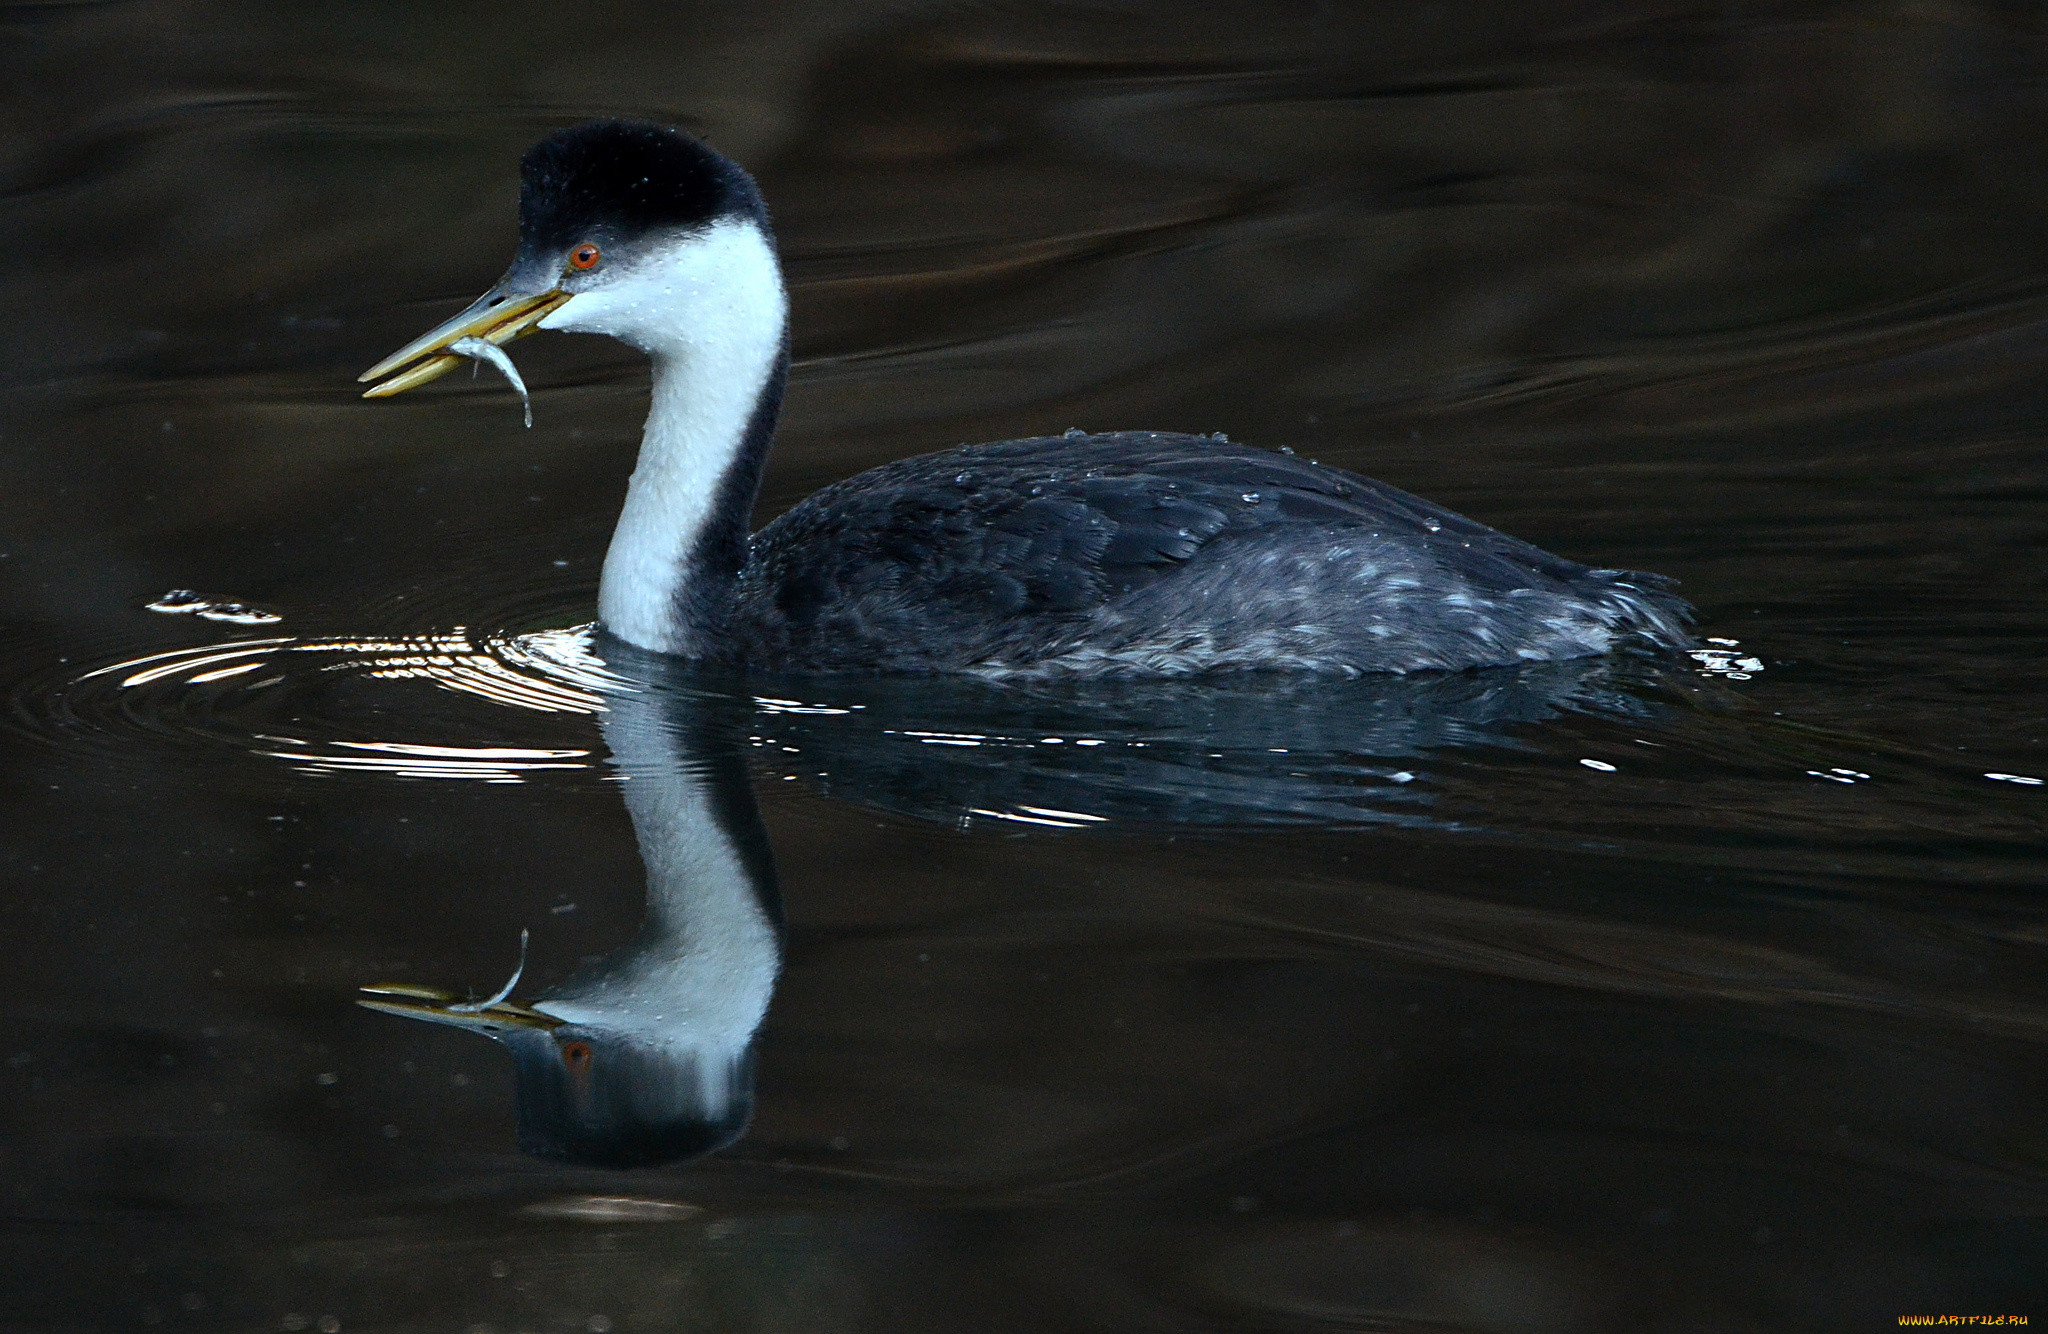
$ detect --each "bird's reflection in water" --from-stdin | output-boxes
[360,640,1671,1165]
[361,672,780,1167]
[750,653,1661,828]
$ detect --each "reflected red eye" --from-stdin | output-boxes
[569,243,601,271]
[562,1041,592,1070]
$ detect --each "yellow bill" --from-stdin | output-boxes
[360,287,572,398]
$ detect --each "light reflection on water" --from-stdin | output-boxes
[259,740,593,783]
[55,619,1635,826]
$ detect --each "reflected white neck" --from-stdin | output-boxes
[536,698,780,1063]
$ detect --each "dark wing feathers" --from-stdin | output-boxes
[742,431,1662,665]
[755,434,1268,628]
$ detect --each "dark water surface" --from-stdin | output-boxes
[5,2,2048,1329]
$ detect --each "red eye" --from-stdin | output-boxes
[570,243,601,271]
[562,1042,592,1070]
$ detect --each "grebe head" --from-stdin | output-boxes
[362,122,792,657]
[360,120,780,388]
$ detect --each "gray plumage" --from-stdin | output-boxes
[731,431,1691,677]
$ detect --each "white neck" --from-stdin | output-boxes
[542,219,788,656]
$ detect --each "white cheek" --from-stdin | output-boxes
[534,224,782,356]
[537,290,613,335]
[541,282,690,349]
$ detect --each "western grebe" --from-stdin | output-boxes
[361,120,1691,675]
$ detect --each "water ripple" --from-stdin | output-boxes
[12,609,2039,853]
[14,611,1649,827]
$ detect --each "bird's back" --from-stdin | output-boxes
[733,432,1689,676]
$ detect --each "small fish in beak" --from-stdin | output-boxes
[451,337,534,427]
[359,285,569,399]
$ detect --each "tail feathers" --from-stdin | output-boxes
[1588,569,1694,650]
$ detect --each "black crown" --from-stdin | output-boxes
[518,120,766,255]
